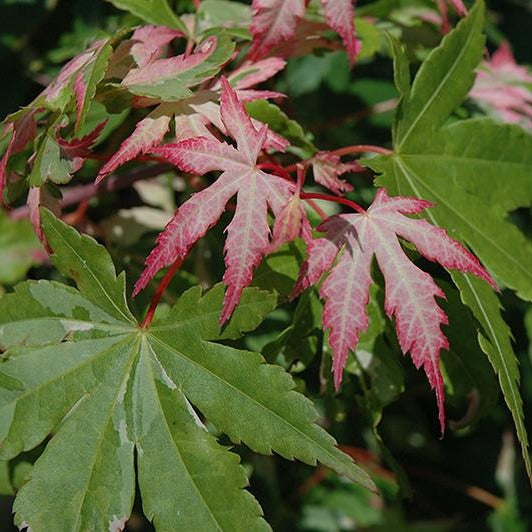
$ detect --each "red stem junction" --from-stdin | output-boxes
[284,144,392,173]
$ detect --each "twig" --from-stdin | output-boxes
[8,163,173,220]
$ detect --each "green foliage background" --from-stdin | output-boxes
[0,0,531,530]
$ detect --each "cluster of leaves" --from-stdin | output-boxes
[0,0,531,530]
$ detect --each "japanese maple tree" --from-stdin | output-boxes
[0,0,531,530]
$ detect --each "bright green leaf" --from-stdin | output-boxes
[0,212,43,285]
[104,0,188,34]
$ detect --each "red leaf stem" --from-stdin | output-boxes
[300,192,366,214]
[141,257,184,329]
[284,144,392,173]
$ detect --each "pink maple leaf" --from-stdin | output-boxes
[320,0,361,65]
[293,188,497,433]
[134,78,296,322]
[470,42,532,129]
[249,0,359,64]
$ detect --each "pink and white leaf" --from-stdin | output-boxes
[220,77,267,163]
[133,170,239,296]
[221,175,272,322]
[225,57,287,89]
[130,25,183,67]
[320,0,360,65]
[249,0,307,60]
[322,239,373,389]
[96,108,171,182]
[136,81,302,319]
[174,112,214,142]
[373,226,448,433]
[191,98,289,151]
[123,36,217,87]
[295,188,497,433]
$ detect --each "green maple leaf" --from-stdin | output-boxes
[0,210,374,531]
[365,0,532,480]
[104,0,189,35]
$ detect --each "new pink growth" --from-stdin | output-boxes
[249,0,359,64]
[470,42,532,129]
[134,79,298,322]
[312,151,363,196]
[249,0,307,61]
[294,188,496,434]
[320,0,360,64]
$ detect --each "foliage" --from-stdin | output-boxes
[0,0,531,530]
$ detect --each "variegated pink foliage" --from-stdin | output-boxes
[134,78,298,322]
[312,151,363,196]
[123,35,218,88]
[0,111,37,201]
[270,166,311,251]
[1,39,110,199]
[320,0,360,65]
[470,42,532,129]
[97,45,287,182]
[96,107,172,182]
[293,188,496,433]
[249,0,359,64]
[130,25,183,67]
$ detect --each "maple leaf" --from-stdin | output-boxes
[311,151,362,196]
[249,0,359,64]
[370,2,532,478]
[294,188,496,433]
[122,34,235,101]
[134,78,297,322]
[0,211,373,529]
[469,42,532,129]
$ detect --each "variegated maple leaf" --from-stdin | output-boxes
[96,41,287,182]
[294,188,496,433]
[134,78,296,322]
[249,0,360,64]
[311,151,362,196]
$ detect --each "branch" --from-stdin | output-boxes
[8,163,173,220]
